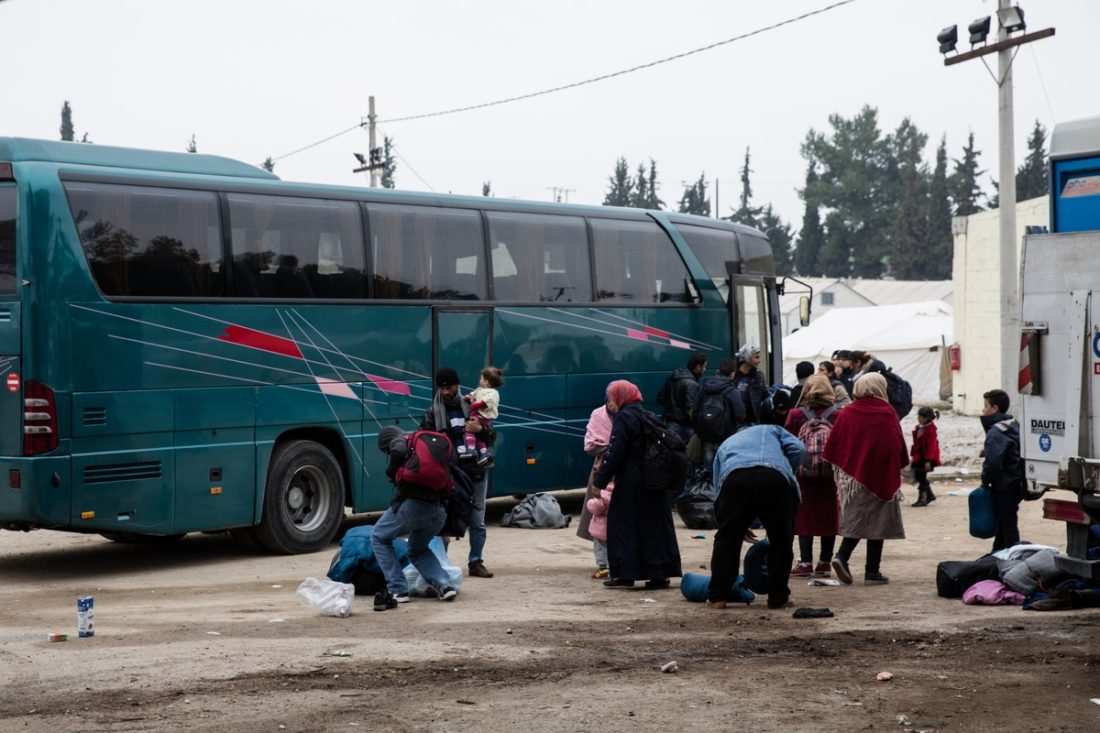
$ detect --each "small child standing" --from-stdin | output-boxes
[911,406,942,507]
[585,485,614,576]
[463,367,503,468]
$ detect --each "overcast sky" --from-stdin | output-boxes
[4,0,1096,226]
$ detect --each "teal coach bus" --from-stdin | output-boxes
[0,138,790,553]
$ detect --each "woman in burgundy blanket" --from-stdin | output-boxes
[823,373,909,586]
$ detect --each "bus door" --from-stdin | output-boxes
[432,306,493,403]
[726,274,773,383]
[0,182,22,457]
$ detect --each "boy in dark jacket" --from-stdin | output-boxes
[370,426,458,611]
[733,345,768,424]
[980,389,1024,551]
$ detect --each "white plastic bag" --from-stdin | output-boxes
[296,577,355,617]
[403,537,464,597]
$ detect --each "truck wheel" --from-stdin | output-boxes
[255,440,344,554]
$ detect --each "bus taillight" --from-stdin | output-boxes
[23,382,58,455]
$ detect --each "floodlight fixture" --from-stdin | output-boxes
[968,15,991,46]
[353,152,367,165]
[937,25,958,54]
[998,6,1026,34]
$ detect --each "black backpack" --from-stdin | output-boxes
[693,379,738,444]
[440,464,476,539]
[882,368,913,420]
[637,411,690,493]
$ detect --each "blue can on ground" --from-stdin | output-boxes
[77,595,95,638]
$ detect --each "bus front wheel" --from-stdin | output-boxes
[256,440,345,554]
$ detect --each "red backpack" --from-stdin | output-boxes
[395,431,453,493]
[797,406,837,480]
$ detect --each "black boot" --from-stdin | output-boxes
[912,488,929,507]
[926,485,937,504]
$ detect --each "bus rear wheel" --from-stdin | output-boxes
[255,440,345,555]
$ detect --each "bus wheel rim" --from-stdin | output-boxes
[285,465,331,534]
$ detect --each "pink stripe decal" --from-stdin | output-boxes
[668,339,692,350]
[367,374,412,396]
[643,325,670,339]
[219,325,303,359]
[315,377,359,401]
[626,328,650,342]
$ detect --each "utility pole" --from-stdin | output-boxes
[367,96,379,188]
[938,4,1054,399]
[996,0,1018,402]
[714,178,720,220]
[546,186,575,203]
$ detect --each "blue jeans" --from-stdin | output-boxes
[371,498,449,596]
[467,472,489,564]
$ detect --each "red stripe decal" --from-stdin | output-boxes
[626,328,650,342]
[643,326,670,339]
[367,374,412,396]
[219,326,303,359]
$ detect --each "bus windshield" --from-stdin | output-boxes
[675,224,736,301]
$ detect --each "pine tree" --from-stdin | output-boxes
[186,134,198,153]
[60,101,74,142]
[759,204,793,276]
[1016,120,1048,201]
[261,157,275,173]
[677,173,710,216]
[802,106,892,278]
[794,161,825,276]
[482,181,492,197]
[644,159,663,209]
[951,131,985,216]
[630,162,649,208]
[381,136,397,189]
[925,137,953,279]
[603,157,634,206]
[886,118,930,279]
[729,147,762,227]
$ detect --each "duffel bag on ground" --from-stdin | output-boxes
[936,556,1000,598]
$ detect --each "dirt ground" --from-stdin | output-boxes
[1,485,1097,733]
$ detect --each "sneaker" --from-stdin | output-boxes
[864,572,890,586]
[831,558,853,585]
[373,591,398,612]
[706,600,728,610]
[393,593,411,604]
[791,562,814,578]
[592,567,610,580]
[439,586,458,601]
[468,561,494,578]
[813,562,832,578]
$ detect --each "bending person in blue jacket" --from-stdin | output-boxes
[708,400,806,610]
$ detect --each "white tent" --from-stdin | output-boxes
[782,300,953,405]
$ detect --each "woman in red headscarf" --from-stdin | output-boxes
[593,380,683,589]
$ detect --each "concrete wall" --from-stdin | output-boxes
[951,197,1049,415]
[783,283,870,335]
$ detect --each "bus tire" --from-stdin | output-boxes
[101,532,186,545]
[255,439,345,555]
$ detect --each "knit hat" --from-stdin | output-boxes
[435,368,460,388]
[377,425,403,453]
[735,344,761,363]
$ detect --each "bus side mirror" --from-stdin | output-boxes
[799,295,811,327]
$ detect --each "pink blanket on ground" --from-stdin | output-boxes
[962,579,1025,606]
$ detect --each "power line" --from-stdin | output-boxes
[1028,45,1056,122]
[380,129,435,191]
[270,0,858,162]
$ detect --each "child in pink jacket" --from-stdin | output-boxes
[586,486,614,561]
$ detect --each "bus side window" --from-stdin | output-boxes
[226,194,365,300]
[64,182,223,298]
[368,204,485,300]
[591,219,693,304]
[487,212,591,302]
[0,186,16,295]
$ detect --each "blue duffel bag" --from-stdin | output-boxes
[969,485,996,539]
[680,572,755,604]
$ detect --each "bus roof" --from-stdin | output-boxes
[0,137,277,180]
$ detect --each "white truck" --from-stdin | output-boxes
[1019,114,1100,579]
